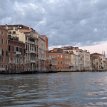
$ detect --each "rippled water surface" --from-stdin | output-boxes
[0,72,107,107]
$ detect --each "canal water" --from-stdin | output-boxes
[0,72,107,107]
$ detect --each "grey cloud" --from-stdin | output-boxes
[0,0,107,46]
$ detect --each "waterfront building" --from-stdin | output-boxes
[8,36,25,73]
[38,36,48,71]
[104,58,107,70]
[62,46,91,71]
[78,49,91,71]
[0,27,8,72]
[1,25,39,72]
[69,52,77,71]
[48,48,71,71]
[0,25,49,73]
[24,31,38,71]
[91,53,106,71]
[48,52,57,71]
[83,50,91,71]
[62,46,80,71]
[40,35,48,71]
[62,49,78,71]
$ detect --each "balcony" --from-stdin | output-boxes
[16,51,21,55]
[30,50,35,54]
[27,37,35,45]
[28,41,35,45]
[26,50,35,54]
[30,59,35,63]
[0,67,5,71]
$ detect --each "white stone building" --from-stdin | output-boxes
[62,46,91,71]
[38,36,47,71]
[83,50,91,71]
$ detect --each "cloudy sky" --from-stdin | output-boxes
[0,0,107,53]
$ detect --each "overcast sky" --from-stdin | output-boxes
[0,0,107,53]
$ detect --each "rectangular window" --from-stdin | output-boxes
[2,49,4,56]
[8,31,11,34]
[0,57,3,63]
[2,39,3,44]
[13,31,16,34]
[16,47,18,51]
[8,46,10,52]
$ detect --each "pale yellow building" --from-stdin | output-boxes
[91,53,106,71]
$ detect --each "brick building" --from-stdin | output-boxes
[0,27,8,72]
[48,48,71,71]
[0,25,48,73]
[1,25,39,72]
[8,36,25,73]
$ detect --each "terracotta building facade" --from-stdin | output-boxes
[8,36,25,73]
[0,27,8,72]
[1,25,39,72]
[48,48,71,71]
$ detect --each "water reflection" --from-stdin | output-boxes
[0,72,107,107]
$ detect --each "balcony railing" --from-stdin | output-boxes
[16,51,21,55]
[30,50,35,54]
[30,59,35,63]
[26,50,35,54]
[0,67,5,71]
[28,41,35,45]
